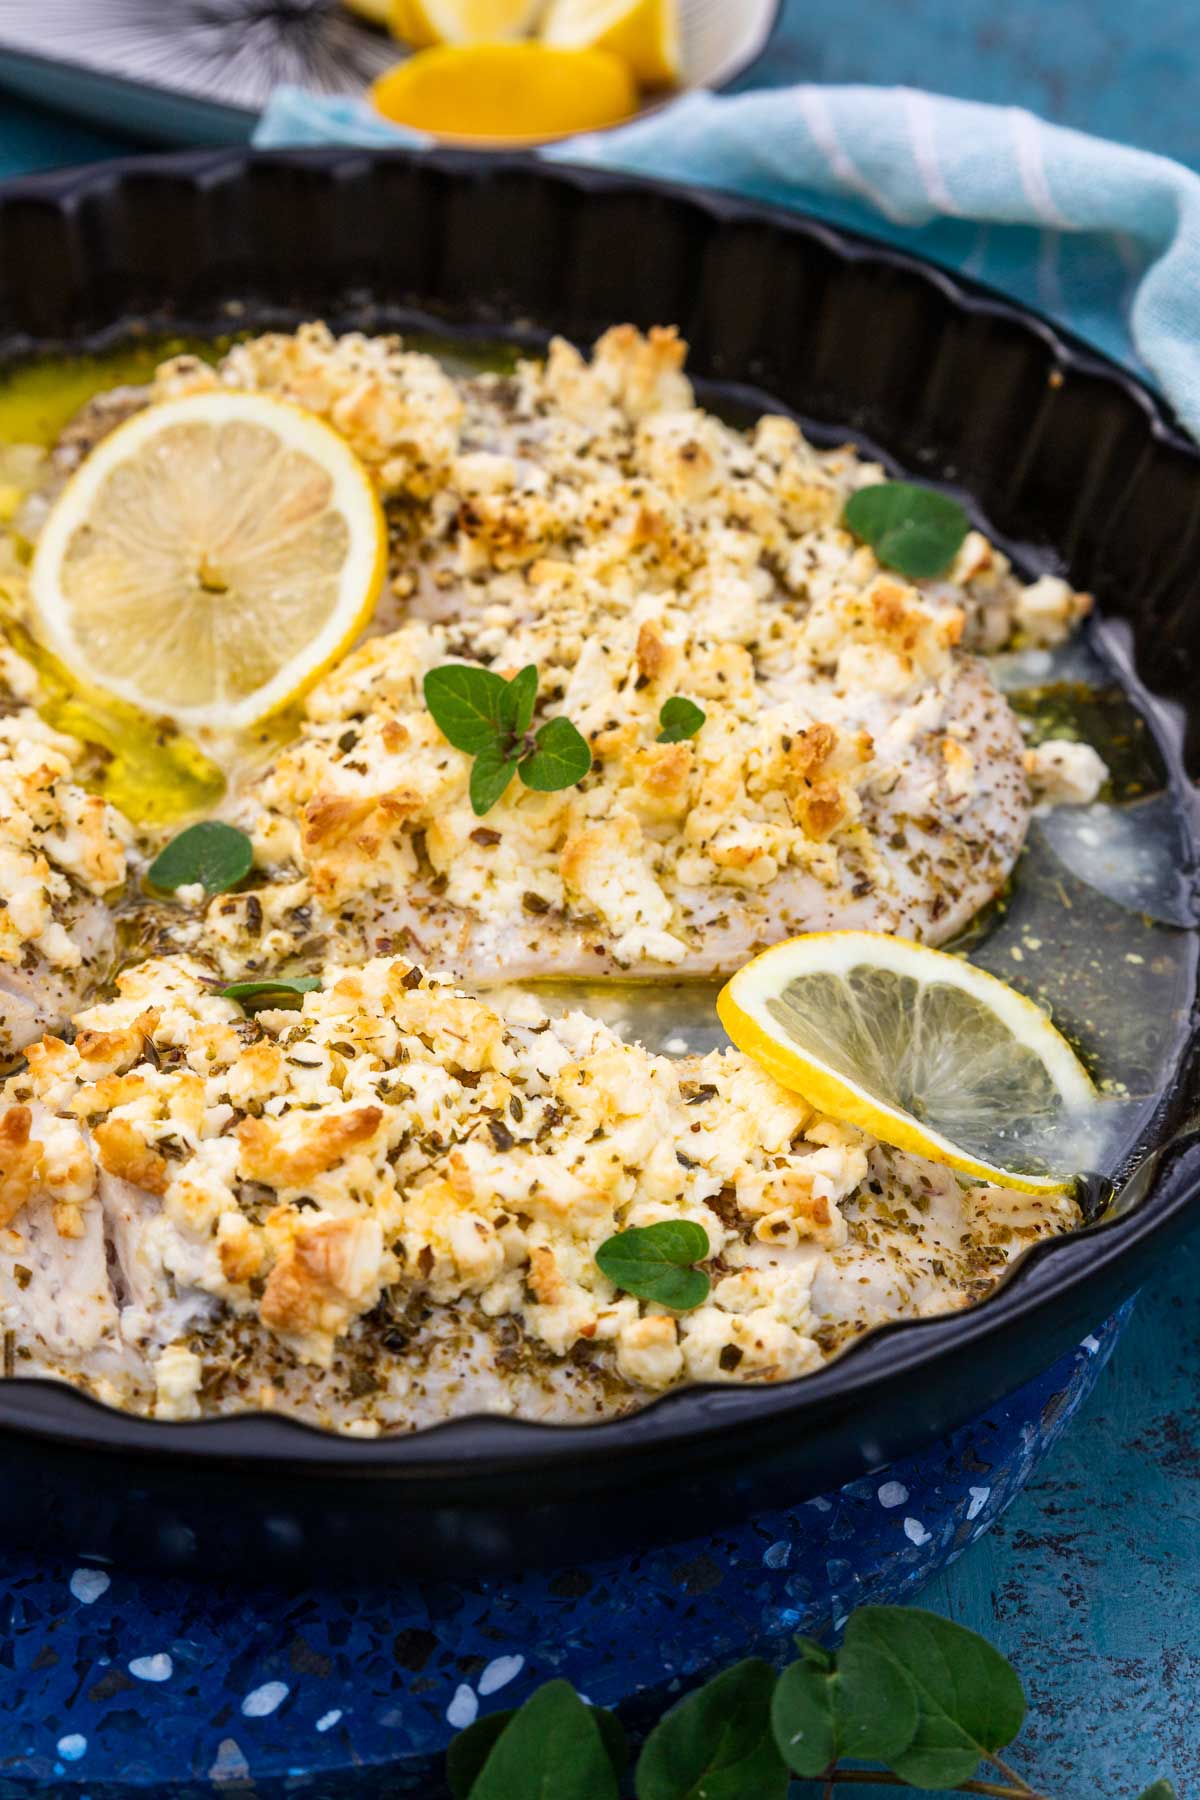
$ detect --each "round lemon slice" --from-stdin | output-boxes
[30,391,386,736]
[717,932,1096,1194]
[541,0,681,87]
[392,0,544,45]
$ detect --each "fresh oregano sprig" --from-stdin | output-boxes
[146,820,254,897]
[656,696,706,744]
[843,480,970,580]
[423,662,592,817]
[448,1604,1176,1800]
[595,1220,711,1311]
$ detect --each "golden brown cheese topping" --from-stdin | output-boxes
[0,322,1105,1431]
[152,323,1096,982]
[0,954,1078,1428]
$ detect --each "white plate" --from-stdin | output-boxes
[0,0,782,147]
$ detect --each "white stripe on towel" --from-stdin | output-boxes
[903,88,961,214]
[1010,109,1074,228]
[797,86,912,224]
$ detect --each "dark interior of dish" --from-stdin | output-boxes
[0,149,1198,1578]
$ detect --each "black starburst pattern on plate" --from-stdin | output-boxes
[0,0,400,110]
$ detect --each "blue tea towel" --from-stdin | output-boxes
[255,82,1200,438]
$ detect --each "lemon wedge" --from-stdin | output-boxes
[30,391,386,736]
[541,0,680,87]
[391,0,545,44]
[370,42,637,139]
[343,0,392,24]
[718,932,1096,1194]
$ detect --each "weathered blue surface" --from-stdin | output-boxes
[0,3,1198,1793]
[0,1316,1125,1797]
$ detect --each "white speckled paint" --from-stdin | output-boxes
[69,1568,111,1605]
[241,1681,289,1719]
[478,1655,525,1696]
[129,1653,173,1682]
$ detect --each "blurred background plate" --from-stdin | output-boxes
[0,0,782,146]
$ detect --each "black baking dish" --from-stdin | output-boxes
[0,148,1198,1579]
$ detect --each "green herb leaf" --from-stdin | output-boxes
[792,1636,834,1672]
[519,715,593,793]
[657,697,706,744]
[843,481,969,580]
[833,1635,921,1766]
[424,664,510,755]
[466,1681,619,1800]
[635,1658,788,1800]
[771,1634,917,1779]
[596,1220,711,1311]
[448,1711,514,1798]
[1135,1784,1177,1800]
[768,1662,835,1780]
[147,821,253,897]
[449,1705,627,1800]
[499,663,539,739]
[470,743,522,817]
[846,1606,1026,1790]
[220,977,321,1012]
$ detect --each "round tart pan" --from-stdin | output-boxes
[0,149,1197,1578]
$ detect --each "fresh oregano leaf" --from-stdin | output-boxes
[519,715,593,793]
[449,1711,514,1799]
[424,664,510,754]
[772,1635,916,1779]
[657,697,706,744]
[1135,1783,1177,1799]
[635,1658,788,1800]
[467,1680,619,1800]
[843,480,969,580]
[830,1637,919,1765]
[470,743,522,817]
[499,663,539,738]
[220,977,321,1012]
[595,1220,711,1311]
[147,821,253,897]
[449,1704,627,1800]
[792,1636,833,1672]
[769,1662,835,1779]
[847,1606,1026,1791]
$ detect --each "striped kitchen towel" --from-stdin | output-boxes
[255,83,1200,437]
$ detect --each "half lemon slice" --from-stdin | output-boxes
[541,0,681,86]
[718,931,1096,1194]
[31,390,386,736]
[392,0,545,42]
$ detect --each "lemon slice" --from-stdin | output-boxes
[371,42,637,139]
[30,391,386,736]
[717,932,1096,1193]
[541,0,680,86]
[392,0,544,45]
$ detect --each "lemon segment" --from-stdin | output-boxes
[391,0,545,43]
[343,0,393,24]
[30,391,386,737]
[718,931,1096,1194]
[370,42,637,139]
[541,0,680,86]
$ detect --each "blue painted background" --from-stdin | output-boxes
[0,1,1198,1793]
